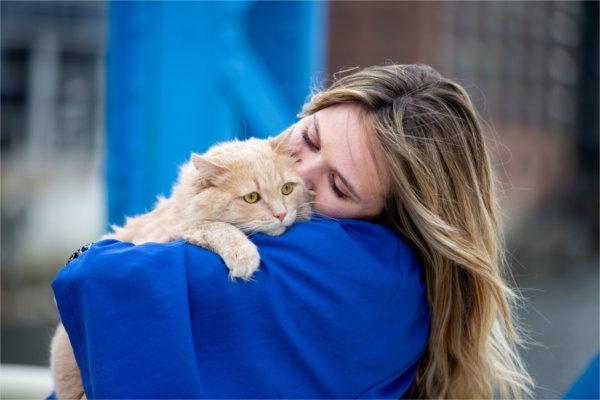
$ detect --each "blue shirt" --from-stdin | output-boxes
[52,216,430,398]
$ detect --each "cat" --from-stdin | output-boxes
[50,135,312,399]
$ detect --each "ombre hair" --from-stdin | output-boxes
[301,64,533,398]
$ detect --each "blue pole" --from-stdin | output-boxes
[105,0,327,226]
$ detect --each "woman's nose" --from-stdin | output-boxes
[294,154,322,190]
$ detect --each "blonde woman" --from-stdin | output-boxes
[291,64,533,398]
[51,64,532,399]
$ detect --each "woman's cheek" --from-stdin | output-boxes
[313,192,342,218]
[312,191,329,215]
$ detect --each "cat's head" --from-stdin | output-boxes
[175,137,312,236]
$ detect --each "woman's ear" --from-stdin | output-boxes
[269,126,297,157]
[191,154,228,188]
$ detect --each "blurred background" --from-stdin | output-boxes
[1,1,598,398]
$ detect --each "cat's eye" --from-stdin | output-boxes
[243,192,261,203]
[281,182,294,195]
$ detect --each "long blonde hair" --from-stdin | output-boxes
[302,64,533,398]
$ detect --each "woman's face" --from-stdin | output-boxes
[284,103,389,219]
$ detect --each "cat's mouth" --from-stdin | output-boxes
[237,221,290,236]
[263,216,296,236]
[237,209,298,237]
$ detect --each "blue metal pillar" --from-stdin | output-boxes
[106,0,327,226]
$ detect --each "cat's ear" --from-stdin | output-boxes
[191,154,227,175]
[269,127,297,157]
[191,154,227,187]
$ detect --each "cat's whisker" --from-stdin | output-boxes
[235,221,273,237]
[299,200,366,234]
[304,201,378,237]
[300,200,348,219]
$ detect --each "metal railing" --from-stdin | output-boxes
[1,364,53,399]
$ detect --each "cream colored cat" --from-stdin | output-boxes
[50,136,312,399]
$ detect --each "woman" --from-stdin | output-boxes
[52,64,532,398]
[293,64,534,398]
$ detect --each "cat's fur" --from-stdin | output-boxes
[50,136,311,399]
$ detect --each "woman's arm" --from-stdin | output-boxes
[53,217,430,398]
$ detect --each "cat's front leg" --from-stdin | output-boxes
[181,221,260,280]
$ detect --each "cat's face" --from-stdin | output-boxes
[182,138,311,236]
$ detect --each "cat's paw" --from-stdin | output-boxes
[221,241,260,281]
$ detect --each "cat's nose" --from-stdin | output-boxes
[274,212,287,222]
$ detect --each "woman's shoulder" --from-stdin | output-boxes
[251,215,422,281]
[52,239,192,295]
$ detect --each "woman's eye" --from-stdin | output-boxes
[243,192,261,203]
[302,128,319,151]
[281,182,294,195]
[329,173,346,199]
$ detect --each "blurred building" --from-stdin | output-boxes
[329,2,596,237]
[1,1,106,365]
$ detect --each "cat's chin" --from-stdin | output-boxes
[263,226,287,236]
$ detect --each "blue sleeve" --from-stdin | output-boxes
[52,216,430,399]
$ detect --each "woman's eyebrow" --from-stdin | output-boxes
[313,114,321,143]
[314,114,361,202]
